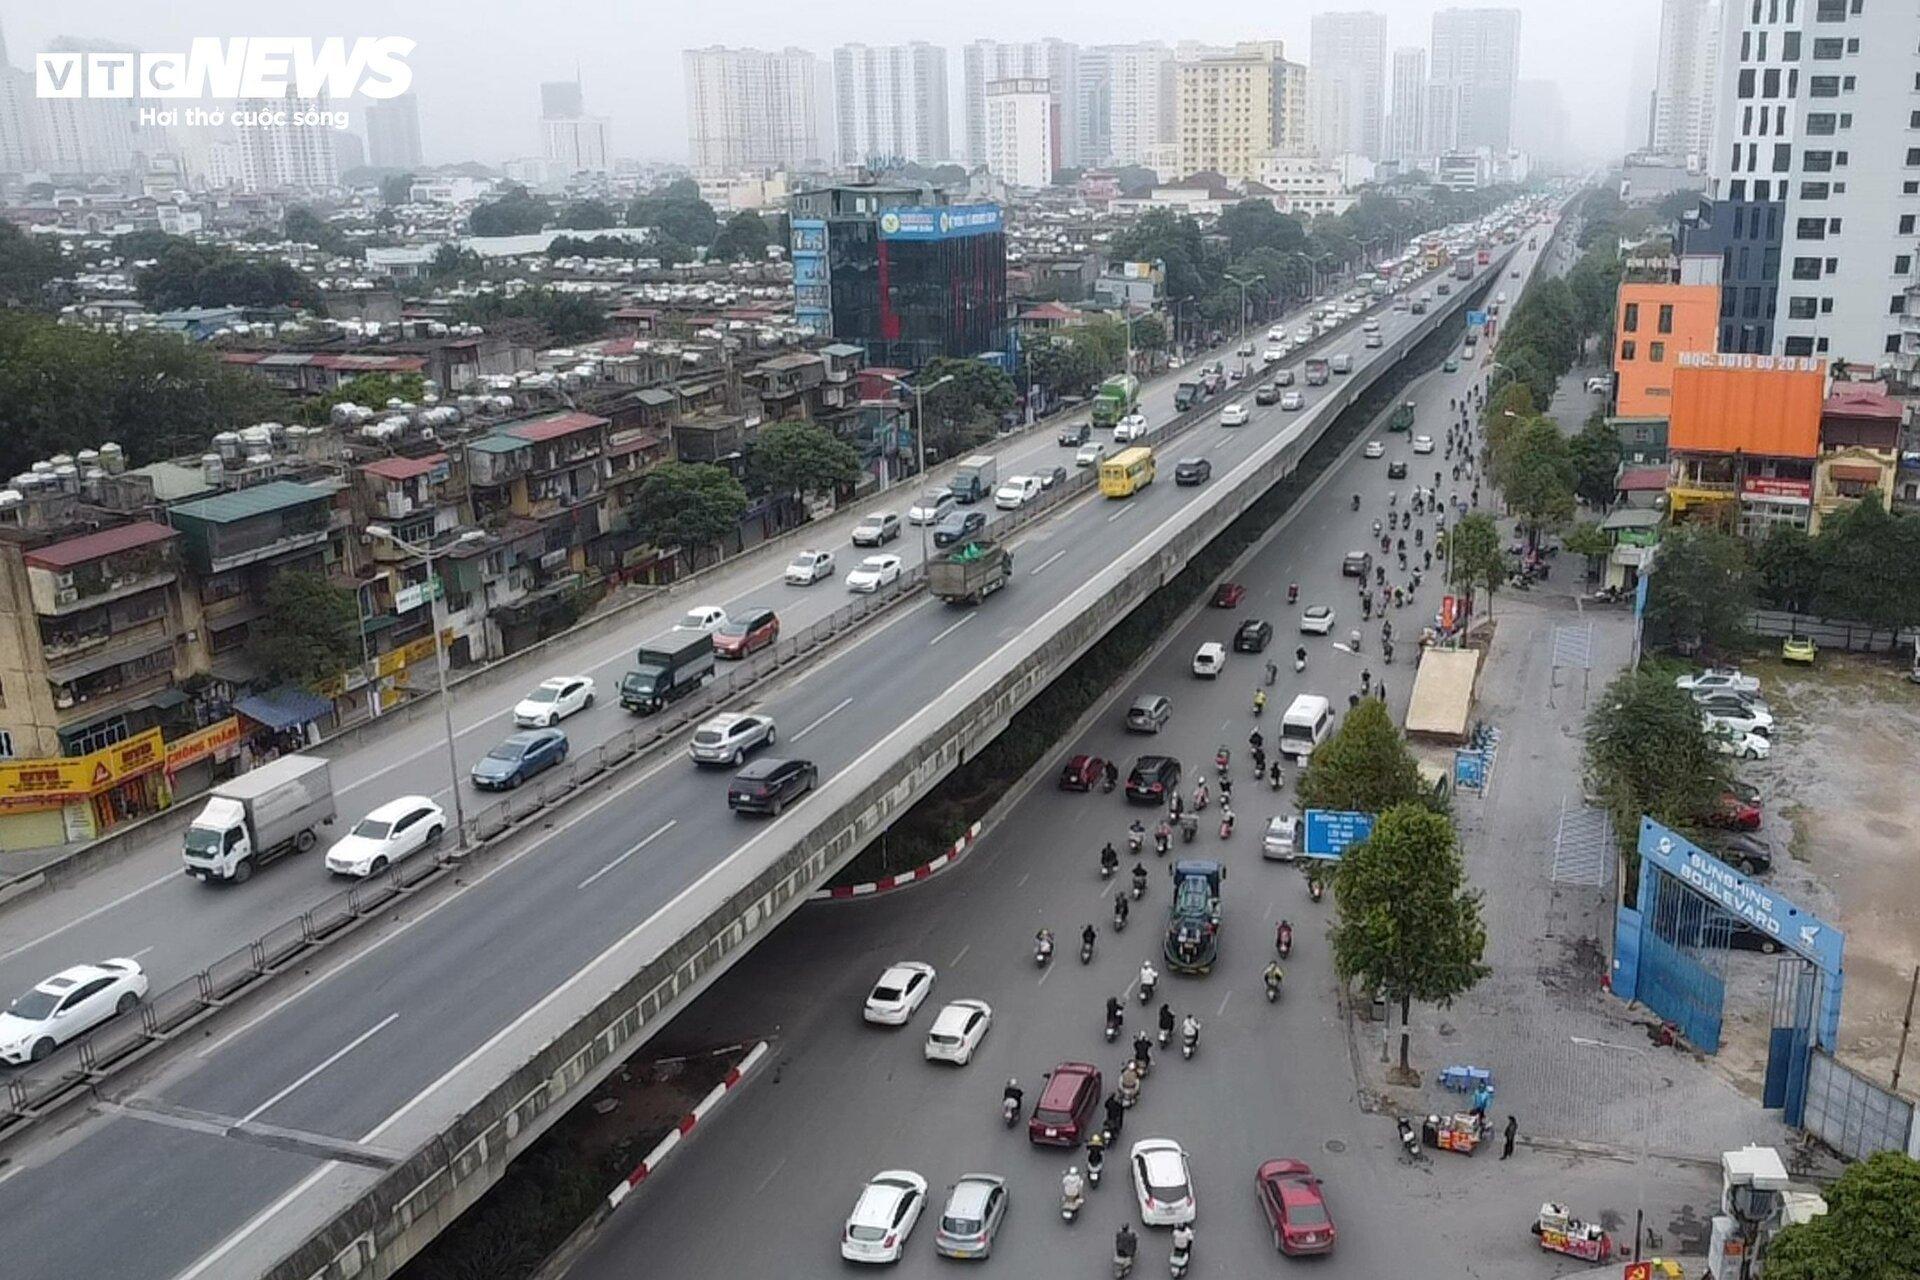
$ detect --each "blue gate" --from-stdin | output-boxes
[1638,870,1727,1053]
[1766,959,1821,1124]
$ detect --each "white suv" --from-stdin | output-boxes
[689,712,777,766]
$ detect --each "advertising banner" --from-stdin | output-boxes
[0,728,166,809]
[877,204,1003,241]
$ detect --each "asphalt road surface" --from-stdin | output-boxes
[0,230,1555,1280]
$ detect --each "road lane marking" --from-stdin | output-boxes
[0,868,184,965]
[928,615,974,647]
[1217,990,1233,1016]
[1036,961,1054,987]
[1106,506,1135,524]
[173,1165,337,1280]
[791,698,853,742]
[237,1013,400,1127]
[578,821,678,891]
[949,943,971,967]
[753,1155,790,1195]
[1028,550,1067,576]
[128,946,155,961]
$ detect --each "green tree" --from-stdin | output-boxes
[750,421,861,498]
[1069,316,1129,375]
[1297,698,1439,816]
[1500,420,1577,545]
[0,221,63,306]
[632,463,749,563]
[451,287,606,342]
[557,199,617,230]
[1130,314,1169,354]
[1332,804,1490,1071]
[1562,521,1614,580]
[1027,338,1102,400]
[1567,415,1622,509]
[708,211,774,262]
[627,185,719,246]
[253,570,360,691]
[469,185,551,236]
[1216,199,1308,258]
[429,244,485,280]
[136,242,321,310]
[284,206,349,255]
[299,372,427,425]
[1755,524,1819,613]
[1767,1151,1920,1280]
[1808,495,1920,629]
[1644,523,1754,653]
[1442,511,1505,620]
[1107,208,1217,307]
[1586,668,1729,866]
[379,172,415,206]
[919,358,1016,458]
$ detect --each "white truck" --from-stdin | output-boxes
[183,754,335,885]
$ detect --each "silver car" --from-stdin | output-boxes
[688,712,777,766]
[933,1174,1008,1259]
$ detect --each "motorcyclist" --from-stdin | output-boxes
[1251,745,1266,777]
[1180,1013,1201,1052]
[1248,727,1264,753]
[1103,760,1119,791]
[1139,960,1159,1000]
[1349,628,1363,652]
[1131,862,1148,897]
[1119,1061,1142,1106]
[1352,493,1361,510]
[1277,919,1293,954]
[1269,759,1284,789]
[1128,818,1147,850]
[1158,1001,1176,1042]
[1193,778,1209,810]
[1114,1224,1139,1268]
[1252,687,1268,716]
[1062,1165,1086,1208]
[1082,922,1098,953]
[1154,819,1172,856]
[1264,959,1285,992]
[1264,658,1278,686]
[1035,928,1054,961]
[1113,890,1130,928]
[1100,842,1120,876]
[1295,645,1308,670]
[1132,1030,1154,1074]
[1171,1221,1196,1259]
[1361,667,1372,694]
[1004,1077,1024,1112]
[1106,995,1124,1030]
[1372,518,1382,537]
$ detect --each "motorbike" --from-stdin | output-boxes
[1396,1115,1422,1159]
[1105,1010,1124,1042]
[1294,652,1306,673]
[1268,763,1285,791]
[1192,783,1209,812]
[1219,810,1235,839]
[1139,969,1158,1004]
[1264,971,1283,1002]
[1062,1182,1086,1223]
[1214,747,1230,775]
[1087,1151,1105,1187]
[1002,1095,1020,1127]
[1113,1247,1136,1278]
[1128,825,1146,855]
[1100,849,1118,879]
[1035,934,1054,966]
[1287,582,1299,604]
[1383,641,1395,665]
[1170,1240,1192,1279]
[1181,1024,1199,1060]
[1131,869,1147,900]
[1252,692,1266,717]
[1113,898,1129,931]
[1154,827,1171,857]
[1179,814,1198,844]
[1351,493,1361,511]
[1308,875,1325,904]
[1080,935,1096,965]
[1277,922,1292,957]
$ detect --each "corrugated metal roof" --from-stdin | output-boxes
[360,452,449,481]
[467,434,529,455]
[1616,467,1670,492]
[1824,384,1901,421]
[170,480,332,524]
[504,411,609,443]
[24,520,175,569]
[1670,365,1823,459]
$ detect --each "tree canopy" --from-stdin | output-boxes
[468,185,551,236]
[632,462,749,560]
[627,183,720,251]
[0,221,63,306]
[919,359,1016,459]
[450,287,606,343]
[1496,419,1577,543]
[750,421,862,498]
[378,172,415,206]
[284,206,350,255]
[1644,523,1754,653]
[299,372,427,426]
[136,241,321,310]
[253,570,361,691]
[1766,1151,1920,1280]
[1296,697,1439,816]
[708,211,775,262]
[557,199,618,231]
[1586,668,1729,867]
[1442,511,1505,616]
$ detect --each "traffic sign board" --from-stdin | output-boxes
[1302,808,1375,858]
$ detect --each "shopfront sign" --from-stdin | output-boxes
[164,716,241,773]
[375,628,455,678]
[0,728,166,809]
[1741,476,1812,504]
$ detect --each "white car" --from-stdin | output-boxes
[842,1170,929,1264]
[1293,326,1313,344]
[1192,641,1227,678]
[688,712,777,766]
[994,476,1042,509]
[513,675,594,727]
[1412,434,1435,454]
[1262,814,1302,861]
[1363,331,1383,348]
[1114,415,1150,443]
[1262,345,1284,364]
[786,549,835,585]
[1280,391,1305,411]
[674,605,728,633]
[863,961,936,1025]
[1711,726,1772,761]
[1131,1138,1196,1226]
[1267,325,1289,343]
[846,554,904,593]
[325,796,447,877]
[923,998,993,1064]
[0,959,149,1064]
[908,489,957,525]
[1362,317,1381,333]
[1273,368,1295,387]
[1676,667,1761,696]
[1363,441,1385,458]
[1076,442,1108,468]
[1299,605,1335,635]
[1219,402,1250,427]
[1704,705,1775,736]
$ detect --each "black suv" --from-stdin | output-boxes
[1125,755,1182,805]
[932,510,988,547]
[1174,457,1212,486]
[1233,618,1274,652]
[1059,421,1090,447]
[727,757,819,816]
[1387,460,1408,479]
[1254,382,1281,406]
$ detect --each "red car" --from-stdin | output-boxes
[1058,754,1106,791]
[712,607,780,659]
[1027,1062,1102,1147]
[1257,1159,1336,1255]
[1210,582,1247,608]
[1707,783,1762,831]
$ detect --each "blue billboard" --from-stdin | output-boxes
[1453,748,1487,791]
[790,218,830,334]
[1466,309,1488,331]
[877,204,1004,241]
[1638,819,1843,974]
[1302,808,1375,859]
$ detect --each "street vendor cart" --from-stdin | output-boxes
[1531,1202,1612,1262]
[1420,1112,1486,1155]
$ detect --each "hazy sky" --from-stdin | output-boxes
[2,0,1660,165]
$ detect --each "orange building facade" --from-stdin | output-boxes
[1666,353,1828,536]
[1613,282,1721,418]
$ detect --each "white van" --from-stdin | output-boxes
[1279,694,1335,758]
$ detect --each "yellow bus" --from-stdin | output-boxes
[1099,446,1156,498]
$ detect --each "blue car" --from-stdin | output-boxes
[469,728,568,789]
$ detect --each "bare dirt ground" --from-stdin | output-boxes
[1712,650,1920,1097]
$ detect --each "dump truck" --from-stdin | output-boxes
[949,454,998,504]
[620,631,715,713]
[183,754,335,885]
[929,537,1013,604]
[1304,357,1330,386]
[1173,380,1202,412]
[1090,374,1140,428]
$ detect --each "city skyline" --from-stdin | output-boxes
[0,0,1659,169]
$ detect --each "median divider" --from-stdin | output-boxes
[605,1039,772,1209]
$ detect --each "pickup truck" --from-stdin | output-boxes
[1162,858,1225,974]
[183,754,335,885]
[928,537,1013,604]
[620,631,715,713]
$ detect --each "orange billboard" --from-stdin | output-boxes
[1668,354,1826,458]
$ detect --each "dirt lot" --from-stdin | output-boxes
[1710,650,1920,1098]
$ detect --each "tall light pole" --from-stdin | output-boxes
[1571,1035,1652,1261]
[1222,272,1265,348]
[366,524,485,850]
[877,371,954,571]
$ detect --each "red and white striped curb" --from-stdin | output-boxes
[810,821,982,900]
[606,1040,771,1210]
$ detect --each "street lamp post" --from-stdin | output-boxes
[1571,1035,1652,1261]
[877,371,955,571]
[1222,272,1266,350]
[366,524,484,850]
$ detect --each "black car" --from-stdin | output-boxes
[1125,755,1182,805]
[1387,460,1408,479]
[1059,421,1090,447]
[1706,832,1775,877]
[1341,550,1374,578]
[1174,457,1213,486]
[932,510,988,547]
[1254,383,1282,406]
[1233,618,1274,652]
[1038,465,1069,490]
[726,757,819,815]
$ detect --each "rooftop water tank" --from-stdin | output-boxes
[98,443,125,474]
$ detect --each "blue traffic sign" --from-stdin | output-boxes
[1466,309,1488,331]
[1302,808,1375,859]
[1453,748,1487,791]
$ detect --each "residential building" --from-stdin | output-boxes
[1424,78,1465,154]
[235,92,340,192]
[985,78,1056,189]
[1436,149,1493,191]
[1813,381,1900,530]
[1309,11,1388,161]
[788,181,1007,368]
[833,42,951,167]
[1105,43,1176,168]
[1076,46,1113,167]
[684,46,832,172]
[1387,47,1427,163]
[1681,0,1920,369]
[1514,80,1571,164]
[1665,352,1826,536]
[1429,8,1523,152]
[1253,155,1359,217]
[0,20,38,174]
[1651,0,1721,163]
[962,40,1080,168]
[366,93,424,169]
[542,115,611,173]
[1174,41,1310,182]
[541,80,585,120]
[1614,255,1723,417]
[32,38,140,176]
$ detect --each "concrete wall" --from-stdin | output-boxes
[264,250,1515,1280]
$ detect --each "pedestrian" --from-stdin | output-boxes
[1501,1114,1518,1159]
[1470,1082,1494,1120]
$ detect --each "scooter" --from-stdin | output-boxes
[1277,922,1293,957]
[1287,582,1299,604]
[1035,935,1054,966]
[1080,935,1096,965]
[1308,876,1325,904]
[1170,1240,1192,1278]
[1396,1115,1422,1160]
[1113,899,1129,932]
[1264,972,1283,1002]
[1105,1011,1124,1043]
[1062,1185,1086,1223]
[1113,1248,1136,1278]
[1131,870,1147,900]
[1181,1025,1199,1060]
[1139,973,1158,1004]
[1002,1095,1020,1127]
[1128,827,1146,855]
[1219,810,1235,840]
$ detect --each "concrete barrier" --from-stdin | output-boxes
[258,251,1514,1280]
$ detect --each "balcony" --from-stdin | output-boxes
[41,612,172,670]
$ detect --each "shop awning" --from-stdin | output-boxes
[234,686,332,731]
[1827,464,1881,483]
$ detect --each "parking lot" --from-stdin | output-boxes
[1696,651,1920,1098]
